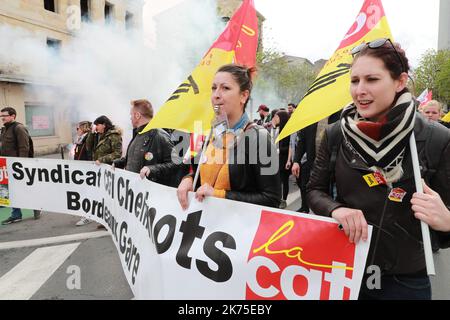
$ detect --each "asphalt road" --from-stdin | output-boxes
[0,211,132,300]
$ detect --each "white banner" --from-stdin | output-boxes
[1,157,372,300]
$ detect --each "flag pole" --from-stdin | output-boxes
[192,105,226,190]
[409,133,436,275]
[192,129,213,191]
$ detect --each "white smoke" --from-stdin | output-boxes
[0,0,222,150]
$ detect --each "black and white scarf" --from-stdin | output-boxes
[341,92,416,183]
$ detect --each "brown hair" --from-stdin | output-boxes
[216,64,256,109]
[77,121,92,134]
[352,40,410,81]
[131,99,153,119]
[1,106,16,117]
[275,110,290,131]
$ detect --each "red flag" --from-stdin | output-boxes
[209,0,258,66]
[142,0,258,134]
[419,90,433,107]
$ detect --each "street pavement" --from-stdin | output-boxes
[0,152,132,299]
[0,156,449,300]
[0,210,133,300]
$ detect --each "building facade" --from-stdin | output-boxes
[0,0,143,155]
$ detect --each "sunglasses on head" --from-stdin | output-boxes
[351,38,407,73]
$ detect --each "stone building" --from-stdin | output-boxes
[0,0,143,155]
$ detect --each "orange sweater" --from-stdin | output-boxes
[199,133,234,198]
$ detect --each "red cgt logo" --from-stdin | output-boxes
[0,158,8,184]
[246,211,356,300]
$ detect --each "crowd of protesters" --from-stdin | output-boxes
[1,39,450,300]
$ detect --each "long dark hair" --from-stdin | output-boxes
[94,115,114,132]
[275,110,290,132]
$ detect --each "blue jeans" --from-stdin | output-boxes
[359,274,431,300]
[11,207,22,219]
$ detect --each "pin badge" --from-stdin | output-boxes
[144,152,153,161]
[388,188,407,202]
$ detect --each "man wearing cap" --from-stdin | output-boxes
[113,99,181,187]
[256,104,270,126]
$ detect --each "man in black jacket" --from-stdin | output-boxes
[113,99,181,187]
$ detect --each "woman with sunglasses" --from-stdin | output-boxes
[73,121,94,226]
[307,38,450,300]
[74,121,93,161]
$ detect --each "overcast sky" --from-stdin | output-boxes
[253,0,440,68]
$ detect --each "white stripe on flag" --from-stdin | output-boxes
[0,242,80,300]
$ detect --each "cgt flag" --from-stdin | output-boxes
[277,0,393,142]
[141,0,258,135]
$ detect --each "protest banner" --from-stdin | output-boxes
[3,157,371,299]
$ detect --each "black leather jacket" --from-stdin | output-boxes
[114,125,182,187]
[191,123,281,208]
[293,122,318,170]
[307,115,450,275]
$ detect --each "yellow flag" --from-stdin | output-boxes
[141,0,258,135]
[277,0,393,142]
[442,112,450,123]
[143,49,233,134]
